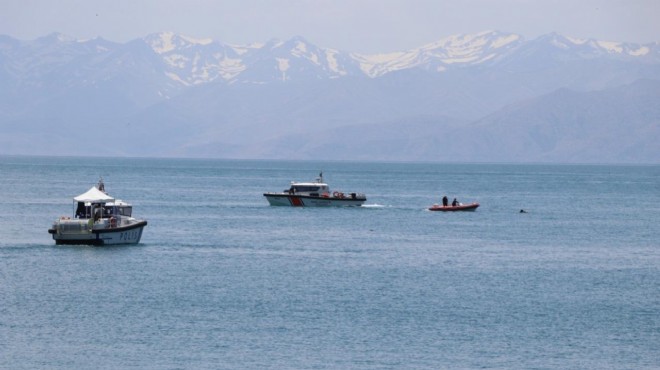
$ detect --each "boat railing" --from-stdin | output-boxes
[56,219,93,234]
[331,191,366,199]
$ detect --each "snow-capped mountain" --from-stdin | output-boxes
[141,32,366,85]
[1,31,659,163]
[2,30,658,87]
[353,31,525,77]
[144,32,251,85]
[234,35,365,83]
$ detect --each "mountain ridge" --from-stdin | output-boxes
[1,31,659,163]
[3,30,658,86]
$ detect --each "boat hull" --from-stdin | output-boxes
[264,193,366,207]
[48,220,148,246]
[428,203,479,212]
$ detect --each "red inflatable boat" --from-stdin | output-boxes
[428,202,479,212]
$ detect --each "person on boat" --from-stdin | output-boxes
[452,198,459,206]
[75,202,86,218]
[93,206,102,222]
[442,196,448,207]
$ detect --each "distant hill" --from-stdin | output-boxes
[462,79,660,163]
[229,80,659,163]
[0,31,659,163]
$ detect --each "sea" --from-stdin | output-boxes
[1,156,658,369]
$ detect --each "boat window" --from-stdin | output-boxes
[293,186,320,192]
[118,206,132,217]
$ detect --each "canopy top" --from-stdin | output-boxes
[73,186,114,203]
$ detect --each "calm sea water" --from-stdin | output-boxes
[1,156,659,369]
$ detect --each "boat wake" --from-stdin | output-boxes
[361,203,388,209]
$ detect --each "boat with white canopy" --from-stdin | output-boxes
[48,178,147,245]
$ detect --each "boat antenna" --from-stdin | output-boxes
[98,176,106,193]
[317,171,323,183]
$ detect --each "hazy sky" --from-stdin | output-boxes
[1,0,658,52]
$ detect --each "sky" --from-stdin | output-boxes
[1,0,658,53]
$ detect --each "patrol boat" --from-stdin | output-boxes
[48,179,147,245]
[264,173,366,207]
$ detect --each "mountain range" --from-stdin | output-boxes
[1,31,659,163]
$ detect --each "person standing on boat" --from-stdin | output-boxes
[452,198,459,206]
[93,206,102,221]
[442,195,448,207]
[75,202,85,218]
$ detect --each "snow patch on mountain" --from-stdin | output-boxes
[218,57,246,79]
[165,54,187,68]
[566,36,588,45]
[231,43,263,55]
[292,40,307,54]
[180,35,213,45]
[354,31,524,76]
[149,32,178,53]
[325,50,344,75]
[165,72,189,86]
[268,40,285,50]
[630,46,650,56]
[277,58,290,72]
[354,52,406,77]
[550,37,572,50]
[597,41,624,53]
[53,33,76,43]
[492,34,520,49]
[147,32,214,54]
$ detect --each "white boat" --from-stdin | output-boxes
[48,179,147,246]
[263,173,366,207]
